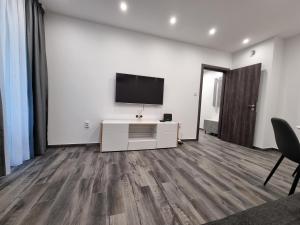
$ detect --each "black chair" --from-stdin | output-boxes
[264,118,300,195]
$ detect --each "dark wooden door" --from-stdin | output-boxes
[219,63,261,148]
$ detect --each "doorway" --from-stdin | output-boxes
[200,70,223,134]
[196,65,229,140]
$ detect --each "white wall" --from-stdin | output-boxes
[280,34,300,138]
[232,38,283,148]
[45,13,231,145]
[199,71,223,129]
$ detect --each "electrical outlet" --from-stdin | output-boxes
[84,121,90,129]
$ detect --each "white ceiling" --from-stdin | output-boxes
[42,0,300,52]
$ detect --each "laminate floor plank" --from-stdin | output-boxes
[0,133,299,225]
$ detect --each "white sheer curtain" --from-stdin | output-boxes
[0,0,30,167]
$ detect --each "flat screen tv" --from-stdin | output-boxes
[115,73,164,105]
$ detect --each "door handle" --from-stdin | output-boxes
[248,104,256,111]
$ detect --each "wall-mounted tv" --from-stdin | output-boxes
[115,73,164,105]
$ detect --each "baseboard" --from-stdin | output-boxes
[181,139,198,142]
[253,146,278,151]
[47,143,100,148]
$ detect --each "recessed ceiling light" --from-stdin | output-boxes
[169,16,177,25]
[243,38,250,44]
[120,1,128,12]
[209,28,217,36]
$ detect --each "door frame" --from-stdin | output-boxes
[196,64,230,141]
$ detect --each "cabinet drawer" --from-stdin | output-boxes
[157,123,178,133]
[128,139,157,151]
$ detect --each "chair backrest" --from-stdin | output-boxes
[271,118,300,163]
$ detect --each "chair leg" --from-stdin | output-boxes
[292,165,300,177]
[289,170,300,195]
[264,155,284,186]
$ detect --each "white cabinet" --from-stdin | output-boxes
[101,120,178,152]
[157,123,178,148]
[101,123,129,152]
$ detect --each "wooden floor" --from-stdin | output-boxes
[0,133,299,225]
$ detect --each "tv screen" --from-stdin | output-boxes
[115,73,164,105]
